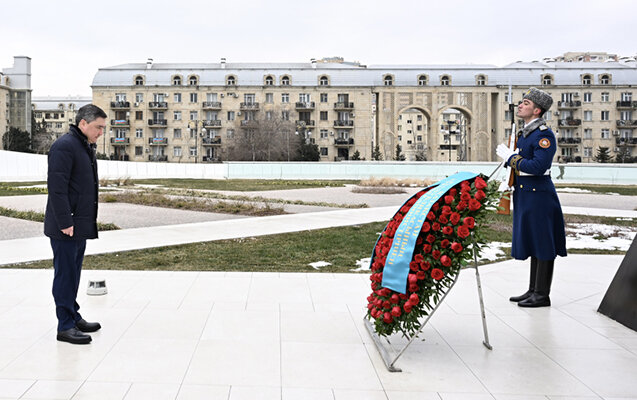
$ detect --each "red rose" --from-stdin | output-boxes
[442,205,451,215]
[423,244,432,253]
[441,239,450,248]
[444,195,454,204]
[441,255,452,267]
[438,215,448,224]
[408,283,419,292]
[408,274,418,284]
[474,176,487,189]
[416,270,426,280]
[379,288,391,297]
[456,201,467,211]
[451,242,463,253]
[414,254,424,263]
[409,261,419,271]
[449,188,457,197]
[390,294,400,304]
[421,261,431,270]
[457,225,470,239]
[442,226,453,235]
[383,312,393,323]
[383,300,391,309]
[460,192,471,202]
[407,197,417,206]
[432,202,440,211]
[409,293,420,304]
[432,222,441,231]
[431,268,445,280]
[400,205,410,213]
[391,306,402,317]
[432,250,441,260]
[461,183,471,192]
[367,303,374,310]
[474,190,486,201]
[426,234,435,243]
[404,303,413,313]
[371,282,378,290]
[463,217,475,229]
[421,222,431,232]
[399,293,408,300]
[468,199,481,211]
[427,211,435,221]
[449,212,461,225]
[371,309,379,318]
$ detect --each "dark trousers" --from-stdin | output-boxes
[51,238,86,332]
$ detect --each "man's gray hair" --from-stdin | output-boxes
[75,104,107,125]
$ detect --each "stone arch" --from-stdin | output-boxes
[474,131,489,161]
[436,105,473,161]
[396,105,432,160]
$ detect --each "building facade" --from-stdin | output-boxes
[92,56,637,163]
[31,96,91,153]
[1,56,32,144]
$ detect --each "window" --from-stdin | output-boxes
[542,74,553,85]
[601,111,609,121]
[476,75,486,86]
[601,92,609,102]
[583,92,592,102]
[584,111,592,121]
[173,111,182,121]
[135,111,143,120]
[384,75,393,86]
[115,93,126,102]
[584,147,592,157]
[318,93,327,103]
[188,76,198,86]
[281,76,290,86]
[134,76,144,86]
[173,147,182,157]
[227,129,235,138]
[417,135,422,142]
[417,125,422,131]
[226,76,236,86]
[135,93,143,102]
[320,129,328,139]
[190,147,197,156]
[417,115,422,121]
[319,76,329,86]
[600,74,611,85]
[397,125,402,131]
[173,128,182,138]
[320,111,328,121]
[265,111,272,120]
[174,93,181,103]
[136,129,143,138]
[584,129,592,139]
[265,75,274,86]
[582,75,592,85]
[281,93,289,103]
[35,112,42,119]
[440,75,450,86]
[621,92,633,101]
[227,111,235,120]
[418,75,428,86]
[620,110,632,120]
[504,92,512,103]
[55,122,63,129]
[281,111,289,121]
[320,147,328,156]
[190,93,198,103]
[504,110,514,120]
[135,146,143,155]
[190,111,198,120]
[265,93,273,103]
[601,129,610,139]
[172,76,182,86]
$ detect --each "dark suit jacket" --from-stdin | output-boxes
[44,125,99,240]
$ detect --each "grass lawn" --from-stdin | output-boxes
[0,206,119,231]
[0,182,47,196]
[554,183,637,196]
[123,178,359,191]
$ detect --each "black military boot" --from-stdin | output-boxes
[518,259,554,308]
[509,257,537,302]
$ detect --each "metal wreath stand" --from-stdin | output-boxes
[363,236,492,372]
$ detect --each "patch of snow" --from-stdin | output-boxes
[351,258,371,272]
[308,261,332,270]
[556,187,593,193]
[476,242,509,261]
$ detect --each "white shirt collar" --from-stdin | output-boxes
[524,118,540,128]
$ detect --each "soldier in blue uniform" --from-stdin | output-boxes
[497,88,567,307]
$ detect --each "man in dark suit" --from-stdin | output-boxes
[496,88,567,308]
[44,104,106,344]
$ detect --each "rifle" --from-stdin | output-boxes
[496,86,517,215]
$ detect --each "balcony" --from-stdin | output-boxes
[616,119,637,127]
[148,155,168,162]
[295,102,315,110]
[148,101,168,109]
[202,137,222,145]
[148,119,167,126]
[334,138,354,146]
[296,120,315,128]
[558,118,581,127]
[334,102,354,110]
[616,137,637,146]
[109,154,129,161]
[240,102,260,111]
[202,119,222,128]
[202,101,222,109]
[202,156,221,162]
[110,101,130,109]
[616,101,637,109]
[110,137,130,145]
[557,100,581,109]
[557,137,582,146]
[240,120,258,127]
[334,120,354,128]
[148,137,168,145]
[110,119,130,127]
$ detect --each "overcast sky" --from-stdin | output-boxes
[1,0,634,97]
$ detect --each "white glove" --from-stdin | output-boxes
[496,143,518,161]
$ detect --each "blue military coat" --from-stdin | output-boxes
[506,118,567,261]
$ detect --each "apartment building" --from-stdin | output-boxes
[31,96,91,152]
[1,56,32,144]
[92,55,637,163]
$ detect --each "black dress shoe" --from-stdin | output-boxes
[518,293,551,308]
[57,327,92,345]
[76,318,101,333]
[509,290,534,302]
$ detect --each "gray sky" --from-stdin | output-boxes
[2,0,634,97]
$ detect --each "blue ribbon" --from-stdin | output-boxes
[381,171,479,293]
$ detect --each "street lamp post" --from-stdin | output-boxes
[189,120,206,163]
